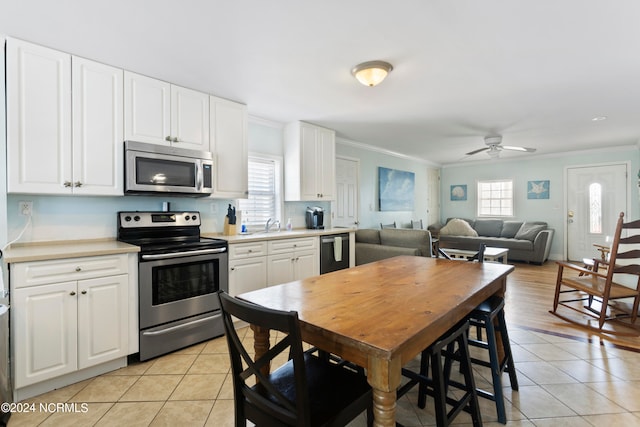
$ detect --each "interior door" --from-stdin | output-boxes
[333,157,359,228]
[566,163,628,261]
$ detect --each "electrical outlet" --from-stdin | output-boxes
[19,201,33,216]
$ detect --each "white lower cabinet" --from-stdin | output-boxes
[11,255,129,390]
[267,237,318,286]
[228,241,268,296]
[229,237,319,293]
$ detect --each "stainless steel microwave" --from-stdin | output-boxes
[124,141,213,196]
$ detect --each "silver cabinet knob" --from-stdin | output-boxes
[74,181,82,187]
[81,290,87,295]
[165,136,173,142]
[63,181,72,188]
[75,267,82,272]
[70,291,76,296]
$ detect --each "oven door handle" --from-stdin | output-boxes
[141,315,216,336]
[141,247,227,260]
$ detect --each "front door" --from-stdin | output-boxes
[566,163,628,261]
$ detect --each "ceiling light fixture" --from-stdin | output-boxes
[351,60,393,87]
[592,116,607,121]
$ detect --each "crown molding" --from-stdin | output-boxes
[442,144,638,169]
[248,115,284,129]
[336,137,440,167]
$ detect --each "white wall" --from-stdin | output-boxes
[440,146,640,260]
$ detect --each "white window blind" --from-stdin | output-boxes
[477,179,513,217]
[238,157,278,229]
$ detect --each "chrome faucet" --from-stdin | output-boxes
[265,218,281,232]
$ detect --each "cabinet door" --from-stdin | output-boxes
[299,124,320,200]
[77,274,128,369]
[267,253,295,286]
[229,257,267,296]
[294,249,319,280]
[72,57,124,195]
[317,127,336,199]
[171,85,210,151]
[13,281,78,387]
[210,96,248,199]
[6,38,72,194]
[124,71,171,145]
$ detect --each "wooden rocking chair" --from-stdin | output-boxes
[551,212,640,330]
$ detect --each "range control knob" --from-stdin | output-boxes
[191,215,197,221]
[184,215,190,221]
[124,216,132,222]
[134,215,141,222]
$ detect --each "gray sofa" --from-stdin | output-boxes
[430,218,554,264]
[355,228,433,265]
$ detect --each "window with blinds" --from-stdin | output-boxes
[238,156,281,229]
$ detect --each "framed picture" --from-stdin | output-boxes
[528,180,550,199]
[450,185,467,201]
[378,167,415,211]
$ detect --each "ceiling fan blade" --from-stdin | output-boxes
[465,147,490,155]
[501,145,536,153]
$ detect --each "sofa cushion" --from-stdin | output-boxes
[473,219,503,237]
[515,222,546,242]
[440,219,478,237]
[501,221,524,238]
[379,229,432,256]
[355,229,381,244]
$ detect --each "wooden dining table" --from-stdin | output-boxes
[237,255,514,427]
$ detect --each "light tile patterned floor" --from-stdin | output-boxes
[7,325,640,426]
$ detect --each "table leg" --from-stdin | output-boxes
[251,324,271,379]
[368,356,402,427]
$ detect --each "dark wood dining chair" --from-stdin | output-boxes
[551,212,640,330]
[217,291,373,427]
[380,221,396,229]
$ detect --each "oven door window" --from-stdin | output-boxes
[136,157,196,188]
[152,258,219,305]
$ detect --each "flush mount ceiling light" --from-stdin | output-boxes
[351,60,393,87]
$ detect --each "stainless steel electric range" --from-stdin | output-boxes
[117,211,228,361]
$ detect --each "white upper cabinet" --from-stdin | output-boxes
[209,96,248,199]
[6,38,72,194]
[284,121,336,201]
[6,38,123,195]
[124,71,210,151]
[72,57,124,195]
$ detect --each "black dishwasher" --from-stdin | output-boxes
[320,233,350,274]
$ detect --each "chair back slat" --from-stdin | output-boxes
[622,219,640,229]
[620,235,640,245]
[613,264,640,275]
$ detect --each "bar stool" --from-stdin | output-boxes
[398,320,482,427]
[466,295,518,424]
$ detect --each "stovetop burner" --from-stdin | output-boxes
[117,211,227,253]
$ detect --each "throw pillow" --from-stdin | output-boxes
[440,218,478,237]
[514,223,546,241]
[501,221,523,238]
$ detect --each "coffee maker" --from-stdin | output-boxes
[305,207,324,229]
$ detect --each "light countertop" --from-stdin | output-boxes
[3,239,140,264]
[2,229,355,263]
[204,227,355,244]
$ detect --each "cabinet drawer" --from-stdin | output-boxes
[229,241,268,259]
[268,237,317,254]
[12,254,129,289]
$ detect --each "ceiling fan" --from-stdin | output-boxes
[465,136,536,158]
